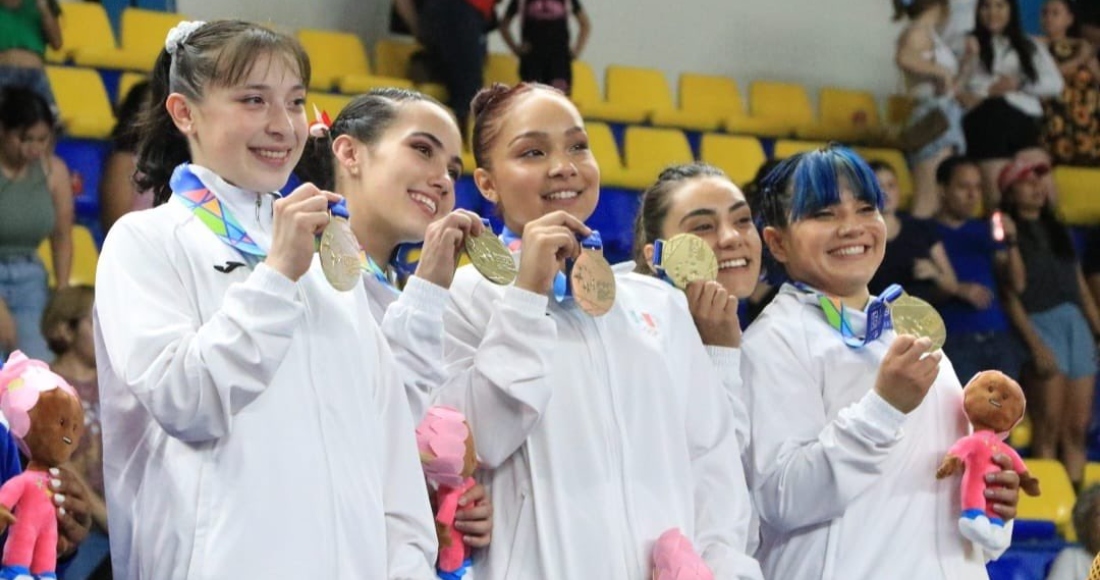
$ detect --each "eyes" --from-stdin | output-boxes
[411,141,461,181]
[809,203,878,220]
[238,95,307,108]
[517,139,590,159]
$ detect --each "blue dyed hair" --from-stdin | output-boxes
[755,144,885,282]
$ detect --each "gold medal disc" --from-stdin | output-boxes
[570,249,616,316]
[320,218,362,292]
[464,232,518,285]
[660,233,718,289]
[890,293,947,351]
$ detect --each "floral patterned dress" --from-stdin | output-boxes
[1042,38,1100,165]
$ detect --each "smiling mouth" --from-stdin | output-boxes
[409,192,438,215]
[718,258,749,270]
[542,190,579,201]
[829,245,868,257]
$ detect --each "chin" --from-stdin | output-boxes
[718,270,758,299]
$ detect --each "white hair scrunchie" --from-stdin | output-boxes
[165,20,207,55]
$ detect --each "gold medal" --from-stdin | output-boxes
[658,233,718,289]
[465,231,517,285]
[571,248,616,316]
[890,293,947,351]
[320,204,361,292]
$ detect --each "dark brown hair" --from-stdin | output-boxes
[470,82,563,170]
[892,0,949,21]
[41,285,95,355]
[632,163,729,273]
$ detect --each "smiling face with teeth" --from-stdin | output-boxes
[473,90,600,232]
[648,176,762,298]
[167,52,308,193]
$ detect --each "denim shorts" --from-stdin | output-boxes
[906,96,967,165]
[0,253,51,361]
[1030,302,1098,380]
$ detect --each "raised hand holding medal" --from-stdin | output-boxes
[570,231,615,316]
[465,217,517,285]
[319,199,361,291]
[652,233,719,289]
[890,292,947,352]
[515,211,615,315]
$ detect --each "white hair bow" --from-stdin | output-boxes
[165,20,207,55]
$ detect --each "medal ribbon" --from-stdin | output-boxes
[171,164,267,267]
[794,282,904,348]
[651,238,678,287]
[501,226,603,302]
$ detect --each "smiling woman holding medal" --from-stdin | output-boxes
[743,144,1022,580]
[435,82,761,580]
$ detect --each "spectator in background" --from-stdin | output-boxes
[1039,0,1100,166]
[42,285,110,580]
[959,0,1064,210]
[1078,0,1100,59]
[0,0,60,109]
[100,80,152,234]
[998,158,1100,490]
[893,0,968,218]
[868,160,959,305]
[1048,484,1100,580]
[1086,225,1100,313]
[499,0,591,94]
[933,155,1024,383]
[0,86,72,361]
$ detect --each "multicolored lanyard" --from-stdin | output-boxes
[501,226,603,302]
[170,164,267,267]
[794,282,904,348]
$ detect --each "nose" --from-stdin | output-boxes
[717,223,743,250]
[427,163,454,198]
[837,212,866,238]
[548,152,578,179]
[267,104,295,138]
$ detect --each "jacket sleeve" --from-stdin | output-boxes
[379,276,451,421]
[706,345,750,455]
[436,276,558,469]
[671,310,761,580]
[94,218,303,443]
[371,322,439,579]
[743,323,907,534]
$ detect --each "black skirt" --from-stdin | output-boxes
[963,97,1042,160]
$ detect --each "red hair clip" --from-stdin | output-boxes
[309,104,333,139]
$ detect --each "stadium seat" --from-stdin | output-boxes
[1054,167,1100,226]
[749,81,817,139]
[854,147,914,209]
[886,94,916,127]
[797,87,882,143]
[1009,415,1032,450]
[306,93,354,120]
[772,140,828,160]
[1084,462,1100,489]
[699,134,767,187]
[109,8,187,72]
[484,53,520,87]
[37,225,99,287]
[374,38,419,79]
[116,73,148,106]
[620,126,693,190]
[297,30,413,94]
[1016,459,1076,538]
[570,61,646,124]
[46,67,115,139]
[586,122,628,188]
[653,75,793,138]
[48,3,148,71]
[598,67,713,131]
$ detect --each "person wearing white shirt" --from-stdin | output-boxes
[744,144,1024,580]
[959,0,1064,209]
[94,21,436,579]
[437,82,762,580]
[945,0,980,58]
[1047,484,1100,580]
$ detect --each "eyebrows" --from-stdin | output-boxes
[410,131,463,169]
[507,126,586,146]
[677,201,749,224]
[236,83,307,93]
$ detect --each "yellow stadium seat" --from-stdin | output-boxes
[797,87,882,143]
[297,30,412,94]
[886,94,917,127]
[112,9,186,72]
[45,66,115,139]
[484,53,519,87]
[620,126,693,190]
[1054,167,1100,225]
[1083,462,1100,489]
[1017,459,1076,538]
[569,61,645,124]
[37,226,99,287]
[598,68,717,131]
[1008,415,1032,450]
[307,93,354,120]
[374,38,419,79]
[772,140,828,160]
[50,3,149,71]
[116,72,148,106]
[419,83,449,104]
[854,147,914,210]
[699,134,767,187]
[586,122,627,188]
[749,81,816,139]
[654,74,786,137]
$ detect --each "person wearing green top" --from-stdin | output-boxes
[0,0,61,108]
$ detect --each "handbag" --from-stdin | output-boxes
[899,106,950,153]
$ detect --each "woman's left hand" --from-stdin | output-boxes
[414,210,484,289]
[454,483,492,548]
[986,454,1022,521]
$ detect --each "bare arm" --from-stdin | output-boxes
[571,10,591,58]
[37,0,62,51]
[393,0,420,39]
[499,13,522,56]
[895,26,951,82]
[929,242,960,296]
[47,155,73,289]
[100,151,139,234]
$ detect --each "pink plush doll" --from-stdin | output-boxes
[417,406,477,577]
[0,351,84,580]
[651,528,713,580]
[936,370,1041,553]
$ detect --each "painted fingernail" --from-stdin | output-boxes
[57,507,66,517]
[51,479,61,489]
[53,494,66,505]
[48,468,59,476]
[984,489,994,497]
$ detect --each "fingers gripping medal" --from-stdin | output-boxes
[653,233,718,289]
[890,293,947,351]
[569,231,616,316]
[465,218,517,285]
[319,199,361,291]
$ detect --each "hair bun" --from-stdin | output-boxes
[471,83,511,119]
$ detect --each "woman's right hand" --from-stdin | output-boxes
[0,298,16,353]
[686,280,741,348]
[266,184,343,282]
[415,209,483,289]
[874,335,942,414]
[515,211,590,295]
[1031,344,1060,378]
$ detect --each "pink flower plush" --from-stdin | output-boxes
[416,406,471,489]
[652,528,713,580]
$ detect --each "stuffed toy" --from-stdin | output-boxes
[0,352,84,580]
[651,528,713,580]
[936,370,1040,553]
[417,406,477,579]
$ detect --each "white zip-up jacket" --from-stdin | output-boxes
[94,167,437,579]
[743,284,1006,580]
[436,262,762,580]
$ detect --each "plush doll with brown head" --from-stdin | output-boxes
[936,370,1040,553]
[416,406,477,579]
